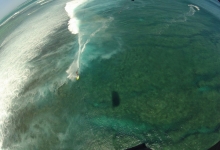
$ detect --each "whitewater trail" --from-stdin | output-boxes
[65,0,117,80]
[157,4,200,34]
[65,0,88,80]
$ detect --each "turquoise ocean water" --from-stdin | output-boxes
[0,0,220,149]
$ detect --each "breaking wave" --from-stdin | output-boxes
[0,1,71,148]
[65,0,122,80]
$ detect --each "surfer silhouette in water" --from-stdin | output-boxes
[76,69,80,80]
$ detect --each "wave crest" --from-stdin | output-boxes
[65,0,87,34]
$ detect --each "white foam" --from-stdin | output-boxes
[0,1,69,148]
[65,0,87,34]
[67,18,80,34]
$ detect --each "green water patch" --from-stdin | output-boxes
[61,7,220,149]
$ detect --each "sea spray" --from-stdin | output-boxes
[0,1,73,148]
[65,0,87,34]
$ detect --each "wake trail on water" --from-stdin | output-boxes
[65,0,122,80]
[65,0,87,80]
[189,0,220,20]
[157,4,200,34]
